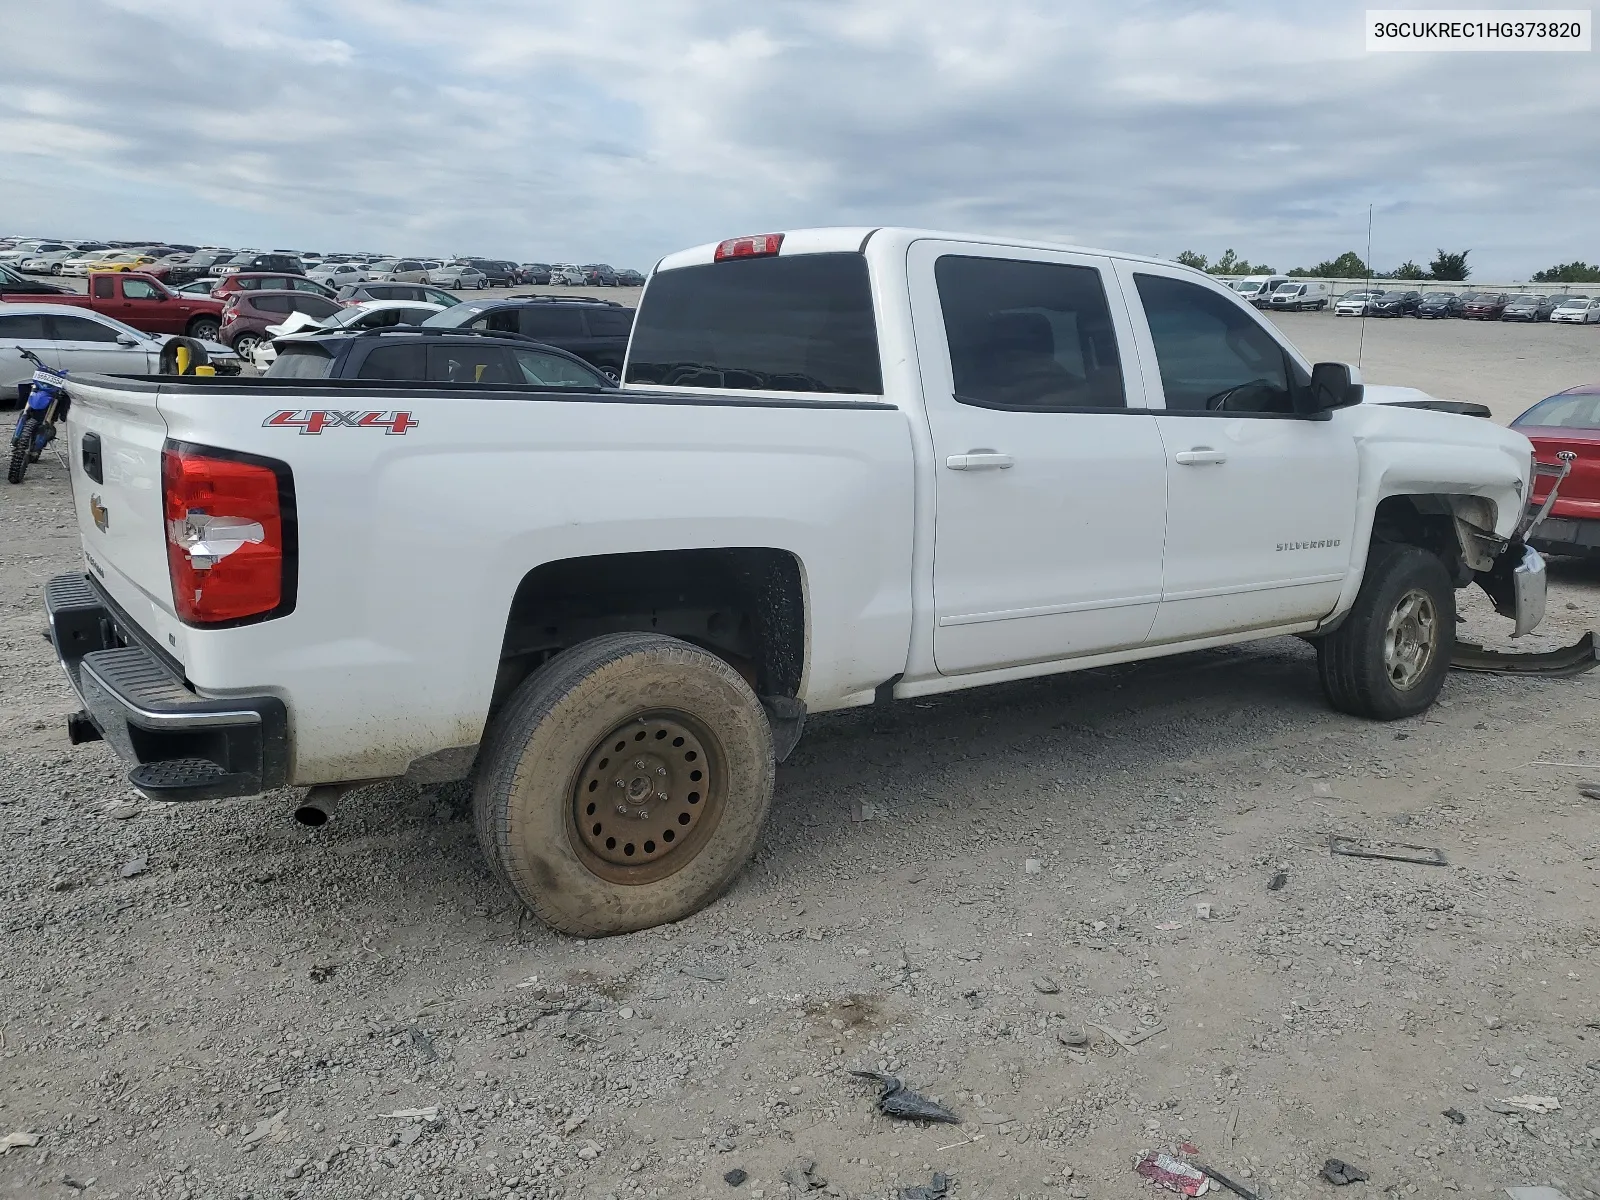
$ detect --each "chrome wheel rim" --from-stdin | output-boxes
[1384,588,1438,691]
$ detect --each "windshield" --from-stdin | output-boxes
[371,260,397,271]
[1233,282,1262,294]
[1558,298,1591,307]
[1342,292,1375,302]
[1273,284,1301,293]
[627,253,882,394]
[1423,291,1455,298]
[1509,294,1540,304]
[1515,392,1600,430]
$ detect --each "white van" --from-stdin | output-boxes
[1268,280,1332,312]
[1230,275,1290,308]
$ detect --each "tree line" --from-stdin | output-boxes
[1173,249,1600,283]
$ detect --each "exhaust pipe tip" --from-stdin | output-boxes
[292,783,348,828]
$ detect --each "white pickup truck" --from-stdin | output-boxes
[47,226,1547,935]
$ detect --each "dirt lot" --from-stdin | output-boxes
[3,325,1600,1200]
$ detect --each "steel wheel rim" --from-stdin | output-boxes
[1384,588,1438,691]
[568,710,726,885]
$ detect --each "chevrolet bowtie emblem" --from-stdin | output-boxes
[90,494,109,533]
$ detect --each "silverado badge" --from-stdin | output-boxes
[89,494,109,533]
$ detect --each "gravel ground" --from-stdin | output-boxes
[4,339,1600,1200]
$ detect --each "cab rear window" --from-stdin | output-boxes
[626,253,881,394]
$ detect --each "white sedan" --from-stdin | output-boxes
[248,299,446,370]
[1550,296,1600,325]
[0,303,241,394]
[308,262,368,289]
[426,263,487,289]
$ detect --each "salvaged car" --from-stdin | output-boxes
[46,226,1553,935]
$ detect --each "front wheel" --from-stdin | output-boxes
[187,317,220,342]
[231,331,262,358]
[473,632,775,936]
[1317,543,1454,720]
[8,416,38,483]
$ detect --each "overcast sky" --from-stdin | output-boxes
[1,0,1595,278]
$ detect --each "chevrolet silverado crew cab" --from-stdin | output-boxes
[48,226,1547,936]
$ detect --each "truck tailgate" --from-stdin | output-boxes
[65,376,185,657]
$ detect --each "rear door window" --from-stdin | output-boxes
[355,343,427,380]
[426,343,516,384]
[252,295,293,314]
[585,308,633,336]
[935,255,1126,410]
[519,308,585,338]
[472,308,522,335]
[626,253,881,393]
[289,295,340,318]
[0,313,51,340]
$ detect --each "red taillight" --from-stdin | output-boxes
[161,445,293,625]
[714,233,784,262]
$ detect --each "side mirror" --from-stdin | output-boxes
[1309,361,1364,413]
[115,332,139,347]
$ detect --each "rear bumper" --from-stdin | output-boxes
[1530,515,1600,557]
[45,573,288,801]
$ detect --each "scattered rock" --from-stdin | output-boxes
[1195,902,1213,920]
[1267,872,1288,892]
[899,1170,952,1200]
[1032,975,1060,995]
[118,855,148,879]
[724,1167,748,1187]
[681,963,727,982]
[1442,1108,1466,1125]
[1485,1016,1504,1030]
[1056,1028,1090,1048]
[105,800,140,820]
[782,1156,826,1190]
[0,1131,41,1154]
[576,1139,603,1160]
[240,1109,287,1148]
[1321,1158,1369,1186]
[1025,858,1043,874]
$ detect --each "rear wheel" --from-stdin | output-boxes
[8,416,38,484]
[1317,543,1454,720]
[473,632,775,936]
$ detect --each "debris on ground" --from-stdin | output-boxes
[1504,1188,1574,1200]
[1090,1021,1167,1051]
[1452,631,1599,676]
[899,1170,953,1200]
[1579,784,1600,801]
[1032,974,1060,994]
[1443,1108,1467,1125]
[408,1026,438,1061]
[849,1071,961,1123]
[1321,1158,1370,1186]
[1267,871,1288,891]
[1497,1095,1560,1114]
[1195,902,1213,920]
[118,854,148,878]
[1025,857,1043,874]
[681,962,727,982]
[105,799,139,820]
[1135,1147,1210,1196]
[782,1156,827,1190]
[723,1167,747,1187]
[375,1106,439,1122]
[1328,836,1447,866]
[240,1109,288,1148]
[308,963,338,984]
[1198,1161,1262,1200]
[1056,1027,1090,1048]
[0,1131,41,1154]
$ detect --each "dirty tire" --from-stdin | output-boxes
[1317,542,1454,720]
[473,632,774,936]
[186,316,221,342]
[8,417,38,484]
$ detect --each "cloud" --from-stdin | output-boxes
[0,0,1594,277]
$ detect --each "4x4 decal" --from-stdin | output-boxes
[264,410,418,435]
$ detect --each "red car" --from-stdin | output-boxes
[1462,292,1509,320]
[219,289,344,356]
[210,272,335,301]
[1513,384,1600,558]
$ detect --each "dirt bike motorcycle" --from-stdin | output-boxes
[8,346,70,484]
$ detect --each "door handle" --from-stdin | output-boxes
[945,452,1014,471]
[1174,447,1228,466]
